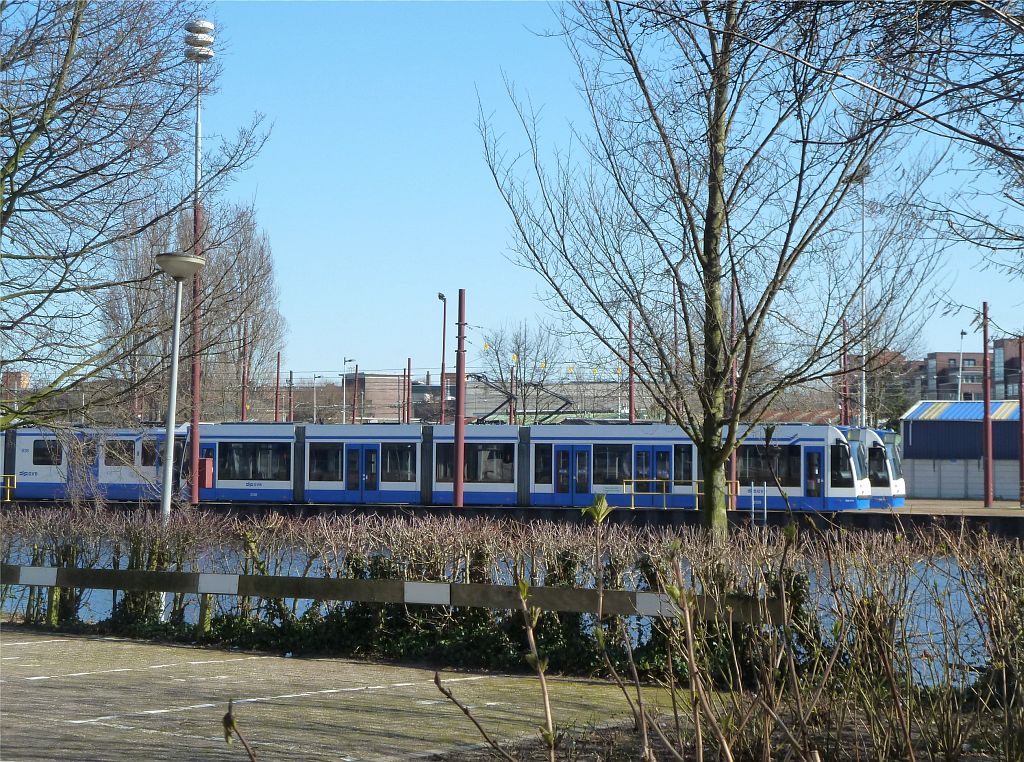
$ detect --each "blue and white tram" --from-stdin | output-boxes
[871,429,906,508]
[431,425,519,506]
[304,424,422,504]
[196,423,295,503]
[733,424,870,511]
[3,426,180,501]
[2,421,872,512]
[528,424,696,509]
[843,427,906,508]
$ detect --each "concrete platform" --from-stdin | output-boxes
[892,499,1023,517]
[0,627,658,761]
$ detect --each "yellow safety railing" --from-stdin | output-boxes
[622,479,740,510]
[2,474,16,503]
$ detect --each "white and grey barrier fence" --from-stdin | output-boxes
[0,564,779,624]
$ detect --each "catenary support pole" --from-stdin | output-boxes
[407,357,412,423]
[454,289,467,507]
[352,365,359,424]
[274,352,280,422]
[729,274,737,510]
[439,294,447,425]
[983,302,993,507]
[628,313,636,424]
[288,371,293,422]
[189,52,204,506]
[240,321,248,421]
[1018,336,1023,508]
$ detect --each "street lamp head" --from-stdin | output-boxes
[156,251,205,281]
[438,292,446,302]
[185,20,214,62]
[961,329,968,338]
[186,19,214,35]
[185,32,214,47]
[185,47,214,63]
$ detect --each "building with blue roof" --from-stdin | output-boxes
[900,400,1021,499]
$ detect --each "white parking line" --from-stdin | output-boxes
[66,674,494,725]
[1,639,69,646]
[21,656,267,681]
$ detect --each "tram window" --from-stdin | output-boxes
[736,444,800,487]
[673,444,693,486]
[382,443,417,482]
[141,441,158,467]
[534,444,553,484]
[867,446,890,487]
[466,443,514,483]
[829,443,854,488]
[592,444,632,485]
[32,439,62,466]
[104,440,135,466]
[886,443,904,479]
[309,443,344,482]
[173,439,187,476]
[219,442,291,481]
[435,443,454,482]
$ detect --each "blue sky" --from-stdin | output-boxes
[203,2,1021,381]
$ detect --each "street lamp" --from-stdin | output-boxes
[340,357,354,424]
[438,293,447,424]
[155,250,205,524]
[185,19,214,505]
[843,163,870,426]
[957,329,967,400]
[312,374,323,422]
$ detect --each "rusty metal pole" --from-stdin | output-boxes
[729,275,737,510]
[983,302,993,507]
[188,50,205,506]
[287,371,294,422]
[407,357,412,423]
[439,294,447,425]
[240,321,248,421]
[454,289,467,507]
[352,365,359,424]
[399,368,405,423]
[274,352,280,422]
[1018,336,1023,508]
[628,313,636,423]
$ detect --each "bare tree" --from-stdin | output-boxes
[482,1,940,534]
[189,204,287,421]
[1,0,266,427]
[89,203,287,425]
[479,320,571,423]
[648,1,1024,283]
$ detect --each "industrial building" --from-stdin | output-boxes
[901,400,1021,500]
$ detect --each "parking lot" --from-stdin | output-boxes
[0,628,649,760]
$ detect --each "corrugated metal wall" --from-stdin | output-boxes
[904,459,1020,500]
[902,419,1021,460]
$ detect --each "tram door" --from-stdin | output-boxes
[633,445,672,508]
[67,436,98,499]
[804,446,825,511]
[553,445,590,507]
[345,443,381,502]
